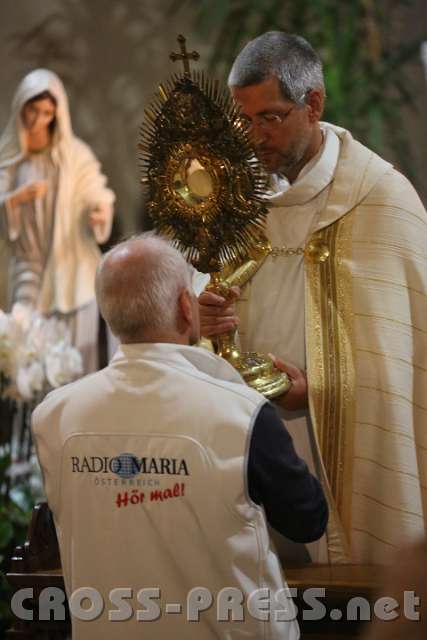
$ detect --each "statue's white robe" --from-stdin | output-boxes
[0,70,114,371]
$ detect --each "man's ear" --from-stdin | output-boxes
[177,288,193,331]
[306,89,324,122]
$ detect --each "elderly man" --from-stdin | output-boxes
[32,233,327,639]
[199,31,427,565]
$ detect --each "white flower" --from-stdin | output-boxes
[10,303,33,333]
[26,315,48,354]
[16,361,44,401]
[45,342,83,388]
[0,309,15,379]
[0,306,83,401]
[0,309,10,335]
[44,317,70,347]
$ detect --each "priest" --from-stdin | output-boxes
[199,31,427,565]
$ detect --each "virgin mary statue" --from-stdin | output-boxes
[0,69,115,372]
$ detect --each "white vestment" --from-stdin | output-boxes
[32,343,299,640]
[0,69,115,371]
[236,122,427,564]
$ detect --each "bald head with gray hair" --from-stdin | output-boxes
[228,31,324,106]
[96,233,196,344]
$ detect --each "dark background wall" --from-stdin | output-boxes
[389,0,426,204]
[0,0,425,240]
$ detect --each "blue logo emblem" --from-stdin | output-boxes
[111,453,140,479]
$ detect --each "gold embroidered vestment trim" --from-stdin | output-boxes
[305,213,356,542]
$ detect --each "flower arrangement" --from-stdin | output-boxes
[0,303,83,402]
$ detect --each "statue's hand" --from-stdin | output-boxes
[12,180,47,206]
[269,354,309,411]
[88,205,109,228]
[198,286,240,337]
[87,203,113,244]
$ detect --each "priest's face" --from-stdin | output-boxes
[231,76,321,181]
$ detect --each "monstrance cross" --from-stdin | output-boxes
[170,34,200,75]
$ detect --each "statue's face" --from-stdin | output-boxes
[22,97,56,135]
[231,76,315,179]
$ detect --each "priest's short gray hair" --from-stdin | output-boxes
[228,31,325,106]
[96,232,192,341]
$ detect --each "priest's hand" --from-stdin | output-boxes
[198,286,240,337]
[269,355,308,411]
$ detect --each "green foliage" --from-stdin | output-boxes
[0,447,35,633]
[171,0,423,180]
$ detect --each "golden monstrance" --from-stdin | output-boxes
[139,35,290,400]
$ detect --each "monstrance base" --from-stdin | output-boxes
[225,351,291,400]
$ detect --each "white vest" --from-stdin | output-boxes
[32,342,300,639]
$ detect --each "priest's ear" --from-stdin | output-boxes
[306,88,324,123]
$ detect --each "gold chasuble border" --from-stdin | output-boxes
[305,212,356,557]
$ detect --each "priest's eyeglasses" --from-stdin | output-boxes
[237,91,308,132]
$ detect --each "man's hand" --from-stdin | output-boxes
[269,354,308,411]
[198,286,240,337]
